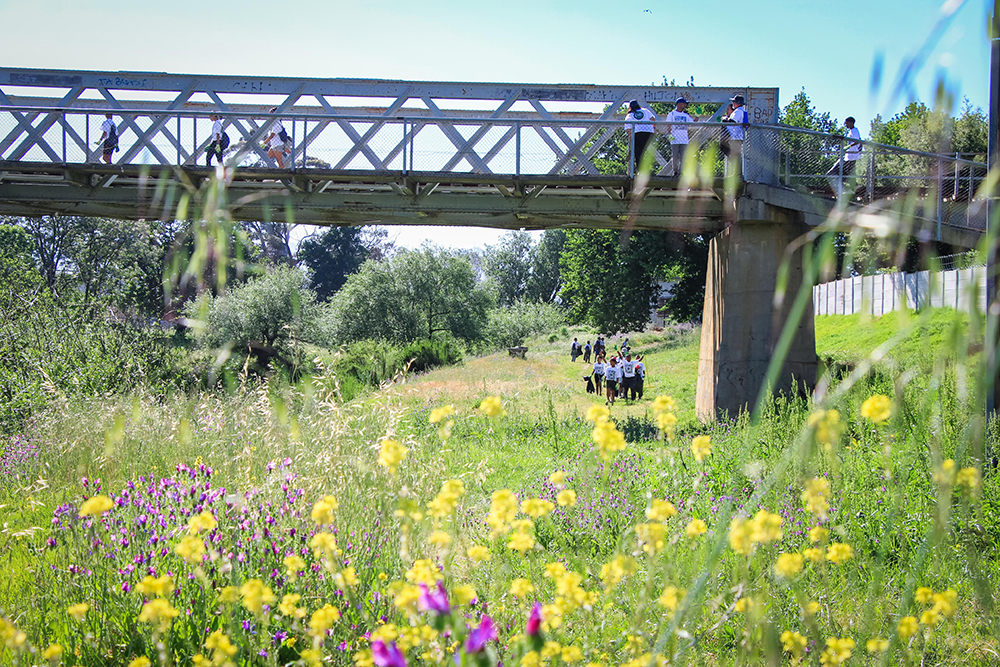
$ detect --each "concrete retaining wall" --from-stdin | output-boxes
[813,266,986,316]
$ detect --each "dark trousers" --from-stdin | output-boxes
[207,140,224,166]
[632,132,654,173]
[583,350,591,363]
[630,377,643,400]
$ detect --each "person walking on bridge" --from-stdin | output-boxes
[98,113,118,165]
[665,97,696,177]
[207,114,229,167]
[265,107,288,169]
[826,116,862,196]
[625,100,658,175]
[722,95,747,178]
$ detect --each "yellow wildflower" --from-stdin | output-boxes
[803,547,823,563]
[750,510,783,543]
[335,567,359,588]
[174,535,206,565]
[521,498,555,518]
[780,631,807,660]
[801,477,831,520]
[521,651,541,667]
[592,420,626,460]
[467,545,491,562]
[656,411,678,439]
[310,495,339,525]
[861,395,892,423]
[728,518,754,555]
[734,597,755,613]
[42,643,63,662]
[544,561,567,579]
[428,480,466,518]
[809,526,830,543]
[803,601,822,617]
[128,658,151,667]
[774,552,804,579]
[393,584,421,612]
[931,589,957,618]
[541,642,563,660]
[0,618,27,650]
[239,579,276,615]
[897,616,919,639]
[378,439,408,474]
[509,531,536,554]
[453,585,477,606]
[808,409,846,451]
[690,435,712,462]
[309,531,340,557]
[933,459,957,485]
[205,630,237,659]
[586,405,610,423]
[635,522,667,555]
[915,587,934,604]
[657,586,683,613]
[920,608,941,627]
[557,489,577,507]
[279,594,305,618]
[216,586,239,605]
[79,495,113,517]
[309,604,341,637]
[956,466,981,492]
[652,395,675,413]
[406,559,440,586]
[549,470,567,486]
[509,578,534,597]
[186,511,217,535]
[487,489,519,535]
[826,543,854,565]
[428,530,452,547]
[138,598,179,632]
[600,555,636,592]
[685,518,707,538]
[479,396,505,418]
[66,602,90,622]
[283,554,306,578]
[646,499,677,522]
[562,646,584,663]
[866,638,889,653]
[429,405,455,423]
[819,637,855,666]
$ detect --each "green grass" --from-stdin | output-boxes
[0,311,996,667]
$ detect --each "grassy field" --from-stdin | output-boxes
[0,311,996,667]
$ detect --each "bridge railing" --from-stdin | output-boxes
[0,106,990,230]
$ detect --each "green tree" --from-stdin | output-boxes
[322,246,491,345]
[483,231,535,306]
[525,229,566,303]
[187,264,319,367]
[299,227,390,301]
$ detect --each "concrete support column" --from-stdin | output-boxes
[696,218,817,421]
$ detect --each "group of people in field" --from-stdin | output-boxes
[571,337,646,406]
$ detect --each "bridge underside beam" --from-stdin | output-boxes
[0,164,726,232]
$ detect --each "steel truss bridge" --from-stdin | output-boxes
[0,68,989,245]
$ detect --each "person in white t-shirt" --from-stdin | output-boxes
[265,107,287,168]
[98,114,117,164]
[722,95,748,178]
[207,114,228,167]
[665,97,697,177]
[592,354,606,394]
[624,99,658,175]
[604,357,620,406]
[621,354,637,402]
[826,116,863,195]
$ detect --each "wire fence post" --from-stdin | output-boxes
[784,149,790,186]
[302,118,307,169]
[515,121,521,177]
[837,140,844,199]
[867,150,875,204]
[628,129,635,178]
[176,114,181,165]
[409,120,415,172]
[85,114,90,163]
[61,111,67,163]
[936,156,943,241]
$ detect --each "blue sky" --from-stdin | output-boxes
[0,0,992,249]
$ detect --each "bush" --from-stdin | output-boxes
[481,300,566,350]
[329,338,464,400]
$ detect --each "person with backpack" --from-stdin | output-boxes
[265,107,288,168]
[592,353,605,395]
[570,338,581,362]
[207,114,230,167]
[604,356,621,406]
[583,341,592,364]
[98,113,118,164]
[624,100,658,175]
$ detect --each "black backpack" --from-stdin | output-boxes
[107,123,119,150]
[278,126,290,143]
[220,132,230,150]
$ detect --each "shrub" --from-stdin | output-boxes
[482,300,566,350]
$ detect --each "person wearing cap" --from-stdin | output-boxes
[624,100,658,175]
[722,94,748,178]
[665,97,696,177]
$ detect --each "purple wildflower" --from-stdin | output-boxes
[372,640,407,667]
[464,616,497,654]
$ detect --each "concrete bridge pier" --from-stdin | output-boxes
[696,192,818,421]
